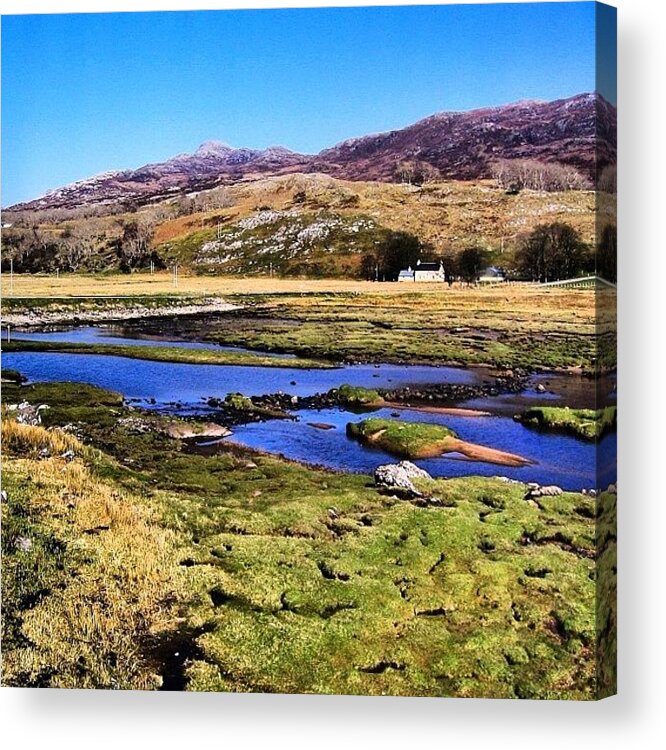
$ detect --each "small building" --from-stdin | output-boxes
[414,260,445,282]
[398,266,415,282]
[478,266,507,283]
[397,260,447,282]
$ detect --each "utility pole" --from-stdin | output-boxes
[9,258,13,295]
[6,325,10,343]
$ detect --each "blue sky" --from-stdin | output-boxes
[1,2,614,206]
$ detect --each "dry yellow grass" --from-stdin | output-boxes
[152,174,598,253]
[1,271,596,307]
[1,272,393,298]
[1,417,81,456]
[2,419,185,689]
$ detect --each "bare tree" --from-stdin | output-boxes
[492,159,592,192]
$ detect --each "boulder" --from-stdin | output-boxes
[374,461,432,497]
[8,401,48,427]
[525,483,563,499]
[163,422,231,440]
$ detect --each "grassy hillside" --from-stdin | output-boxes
[3,174,598,278]
[159,208,391,277]
[153,175,597,276]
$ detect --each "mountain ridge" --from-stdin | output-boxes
[8,93,616,211]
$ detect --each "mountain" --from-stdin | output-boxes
[314,93,616,182]
[8,93,615,211]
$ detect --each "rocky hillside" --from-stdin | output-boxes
[152,173,598,276]
[9,93,615,211]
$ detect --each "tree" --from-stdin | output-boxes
[376,231,424,280]
[116,215,156,272]
[61,221,100,271]
[596,224,617,283]
[360,253,378,281]
[598,164,617,195]
[457,246,488,284]
[516,223,590,282]
[395,160,439,186]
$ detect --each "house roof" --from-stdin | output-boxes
[415,262,442,272]
[480,266,505,277]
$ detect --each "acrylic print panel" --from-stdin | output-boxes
[0,1,616,699]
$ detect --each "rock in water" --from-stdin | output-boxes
[374,461,432,497]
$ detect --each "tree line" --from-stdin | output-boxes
[1,211,165,273]
[1,209,616,284]
[359,221,616,284]
[360,233,497,284]
[492,159,592,193]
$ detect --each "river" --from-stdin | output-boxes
[3,325,616,491]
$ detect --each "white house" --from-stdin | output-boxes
[414,260,446,282]
[397,260,446,282]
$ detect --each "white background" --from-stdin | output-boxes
[1,0,664,747]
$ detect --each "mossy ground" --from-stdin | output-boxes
[3,282,598,370]
[1,339,334,369]
[1,368,26,383]
[224,392,288,420]
[144,287,599,370]
[1,379,615,697]
[518,406,617,440]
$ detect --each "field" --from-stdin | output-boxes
[1,272,387,299]
[0,274,614,697]
[1,275,598,370]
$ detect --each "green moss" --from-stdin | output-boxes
[347,417,456,459]
[595,489,617,697]
[517,406,617,440]
[337,384,384,407]
[2,340,335,369]
[225,393,254,411]
[1,380,123,408]
[189,291,599,370]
